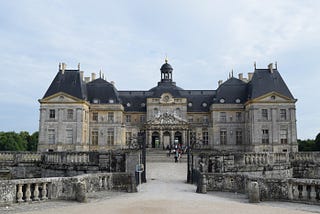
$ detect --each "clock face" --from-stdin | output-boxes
[163,95,170,102]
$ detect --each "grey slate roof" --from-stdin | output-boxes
[214,77,248,104]
[42,64,295,112]
[248,69,294,100]
[86,78,121,104]
[43,70,87,100]
[148,81,184,98]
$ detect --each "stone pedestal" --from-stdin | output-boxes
[248,182,260,203]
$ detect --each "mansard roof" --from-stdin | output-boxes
[43,69,87,100]
[248,68,294,100]
[86,78,121,104]
[214,77,248,104]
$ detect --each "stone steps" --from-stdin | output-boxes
[146,149,187,163]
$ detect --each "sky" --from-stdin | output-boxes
[0,0,319,140]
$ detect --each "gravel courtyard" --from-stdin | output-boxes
[3,162,320,214]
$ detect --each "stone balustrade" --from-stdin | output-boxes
[292,152,320,162]
[243,153,268,165]
[288,179,320,203]
[44,152,90,164]
[0,172,135,205]
[0,152,42,164]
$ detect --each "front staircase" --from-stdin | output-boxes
[146,149,187,162]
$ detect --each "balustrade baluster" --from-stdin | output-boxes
[33,183,40,201]
[17,184,24,203]
[25,183,32,202]
[41,183,47,200]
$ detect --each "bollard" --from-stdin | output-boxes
[248,181,260,203]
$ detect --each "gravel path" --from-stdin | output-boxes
[2,162,320,214]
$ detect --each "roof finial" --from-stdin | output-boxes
[165,55,168,63]
[232,69,234,77]
[99,69,102,78]
[275,61,277,69]
[254,61,256,69]
[78,63,80,71]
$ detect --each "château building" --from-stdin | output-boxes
[38,60,298,153]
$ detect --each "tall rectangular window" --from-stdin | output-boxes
[202,130,209,145]
[280,109,287,120]
[67,109,73,120]
[48,129,55,144]
[261,109,268,120]
[280,129,288,144]
[108,112,114,123]
[220,129,227,145]
[49,109,55,119]
[262,129,269,144]
[220,112,227,122]
[188,115,193,123]
[92,131,98,146]
[203,116,209,123]
[126,115,131,123]
[107,128,114,145]
[236,112,242,122]
[236,130,242,144]
[92,112,98,121]
[140,115,145,123]
[66,129,73,144]
[126,132,132,145]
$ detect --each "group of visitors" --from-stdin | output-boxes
[166,144,186,162]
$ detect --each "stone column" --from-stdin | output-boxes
[159,129,163,149]
[148,130,152,148]
[171,130,175,145]
[182,130,185,145]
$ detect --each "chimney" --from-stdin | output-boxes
[218,80,223,86]
[84,77,90,83]
[268,63,274,73]
[238,73,243,80]
[78,63,81,71]
[58,63,61,71]
[248,72,253,81]
[91,73,96,81]
[110,81,115,85]
[61,63,67,74]
[80,71,84,81]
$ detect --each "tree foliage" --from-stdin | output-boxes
[298,132,320,151]
[0,131,38,151]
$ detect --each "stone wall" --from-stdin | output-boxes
[0,172,136,206]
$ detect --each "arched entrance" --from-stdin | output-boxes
[174,131,182,146]
[163,131,171,148]
[151,132,160,148]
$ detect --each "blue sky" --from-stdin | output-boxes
[0,0,319,139]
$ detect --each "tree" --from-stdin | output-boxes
[0,132,28,151]
[28,131,39,151]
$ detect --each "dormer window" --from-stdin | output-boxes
[202,102,207,107]
[93,99,99,104]
[127,102,131,107]
[109,99,114,104]
[235,98,241,103]
[219,98,225,103]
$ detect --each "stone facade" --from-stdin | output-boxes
[38,61,298,153]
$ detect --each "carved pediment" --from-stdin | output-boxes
[147,112,188,126]
[39,92,86,104]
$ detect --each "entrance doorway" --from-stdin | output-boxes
[152,132,160,148]
[163,131,171,148]
[174,131,182,146]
